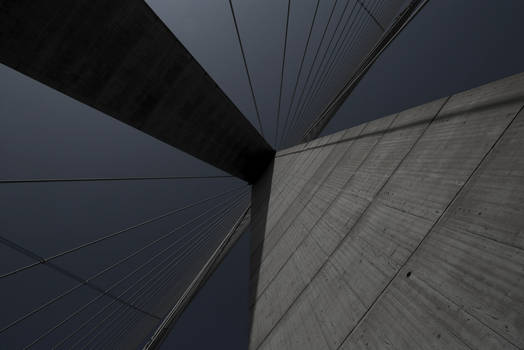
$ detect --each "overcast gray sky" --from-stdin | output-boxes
[1,0,524,349]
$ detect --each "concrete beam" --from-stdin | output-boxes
[0,0,273,183]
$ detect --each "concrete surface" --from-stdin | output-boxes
[0,1,273,183]
[250,72,524,349]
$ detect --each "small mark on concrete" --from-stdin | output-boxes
[406,271,412,278]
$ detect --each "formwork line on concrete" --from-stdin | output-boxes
[249,145,336,305]
[250,143,332,262]
[256,114,395,283]
[255,150,318,235]
[250,124,372,284]
[335,102,524,350]
[252,115,400,348]
[250,135,360,303]
[249,148,330,287]
[251,126,365,286]
[253,97,450,349]
[266,147,321,213]
[266,131,363,236]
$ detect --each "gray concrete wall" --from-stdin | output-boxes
[0,1,273,183]
[250,72,524,349]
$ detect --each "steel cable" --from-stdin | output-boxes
[22,190,249,349]
[0,175,234,184]
[284,0,358,142]
[0,185,247,280]
[278,0,321,147]
[76,194,247,349]
[282,0,341,146]
[299,0,381,134]
[274,0,292,147]
[0,188,247,335]
[228,0,265,137]
[50,191,247,349]
[289,0,379,143]
[294,0,388,142]
[281,0,360,146]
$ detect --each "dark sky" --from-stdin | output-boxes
[1,0,524,349]
[323,0,524,135]
[146,0,407,148]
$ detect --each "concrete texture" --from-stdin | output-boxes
[250,72,524,349]
[0,1,273,183]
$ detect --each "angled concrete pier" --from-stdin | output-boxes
[250,72,524,349]
[0,0,273,182]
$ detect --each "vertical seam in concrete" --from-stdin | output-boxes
[335,101,524,349]
[253,115,399,350]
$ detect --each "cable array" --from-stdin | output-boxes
[0,185,249,348]
[278,0,321,148]
[289,0,380,143]
[0,0,418,347]
[223,0,406,148]
[0,185,246,280]
[282,0,343,145]
[285,0,389,146]
[78,193,248,350]
[271,0,403,148]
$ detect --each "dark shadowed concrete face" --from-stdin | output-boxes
[0,0,274,183]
